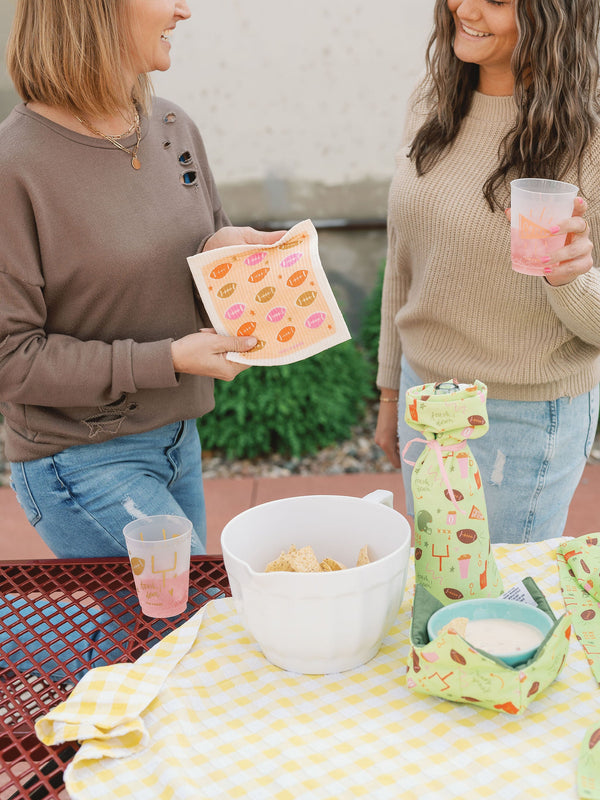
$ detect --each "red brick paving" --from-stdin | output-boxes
[1,464,598,559]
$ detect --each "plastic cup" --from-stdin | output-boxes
[510,178,578,275]
[123,514,192,618]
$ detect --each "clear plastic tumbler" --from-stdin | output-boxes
[123,514,192,618]
[510,178,578,275]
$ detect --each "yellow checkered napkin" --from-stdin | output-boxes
[37,540,600,800]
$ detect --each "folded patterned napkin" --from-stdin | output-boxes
[557,536,600,799]
[579,722,600,799]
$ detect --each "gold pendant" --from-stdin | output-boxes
[131,156,141,170]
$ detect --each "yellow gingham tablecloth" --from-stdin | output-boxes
[36,538,599,800]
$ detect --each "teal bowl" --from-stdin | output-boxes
[427,598,554,666]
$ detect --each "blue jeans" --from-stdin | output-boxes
[10,419,207,557]
[398,358,599,544]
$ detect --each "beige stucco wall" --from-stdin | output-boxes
[1,1,435,333]
[0,1,18,117]
[151,1,435,331]
[153,1,434,220]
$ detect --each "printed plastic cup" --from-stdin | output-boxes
[123,515,192,618]
[510,178,578,275]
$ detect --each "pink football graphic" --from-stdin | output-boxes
[210,262,232,280]
[280,252,303,269]
[245,251,267,267]
[287,270,308,288]
[217,282,237,299]
[305,311,326,329]
[224,303,245,320]
[296,290,318,307]
[266,306,287,323]
[248,267,270,283]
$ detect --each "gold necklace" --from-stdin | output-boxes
[73,109,142,170]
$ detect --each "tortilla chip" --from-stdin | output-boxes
[440,617,469,638]
[287,545,322,573]
[264,543,373,572]
[321,557,345,571]
[264,551,294,572]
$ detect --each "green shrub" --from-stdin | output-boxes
[359,260,385,377]
[197,340,375,459]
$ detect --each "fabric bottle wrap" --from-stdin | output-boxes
[403,379,503,604]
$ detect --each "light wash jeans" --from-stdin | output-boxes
[9,419,206,557]
[3,420,206,679]
[398,358,599,544]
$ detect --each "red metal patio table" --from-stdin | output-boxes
[0,556,230,800]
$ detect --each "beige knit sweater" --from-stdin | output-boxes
[377,91,600,401]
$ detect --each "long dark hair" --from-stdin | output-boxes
[409,0,600,210]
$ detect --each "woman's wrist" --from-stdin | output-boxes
[379,391,399,404]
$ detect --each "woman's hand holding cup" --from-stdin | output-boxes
[542,196,594,286]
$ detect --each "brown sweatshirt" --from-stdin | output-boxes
[0,98,229,461]
[377,90,600,400]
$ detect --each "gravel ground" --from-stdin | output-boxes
[2,404,598,486]
[200,401,396,479]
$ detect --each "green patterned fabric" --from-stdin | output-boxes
[556,537,600,799]
[557,536,600,683]
[404,380,503,604]
[578,722,600,799]
[407,581,570,714]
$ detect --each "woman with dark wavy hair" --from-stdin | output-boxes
[375,0,600,543]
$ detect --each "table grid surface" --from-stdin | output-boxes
[0,557,230,800]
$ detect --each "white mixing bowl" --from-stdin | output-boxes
[221,491,412,674]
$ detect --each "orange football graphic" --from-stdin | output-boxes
[255,286,276,303]
[277,326,296,342]
[287,270,308,288]
[248,267,270,283]
[210,262,232,280]
[296,290,318,307]
[237,321,256,337]
[217,282,237,299]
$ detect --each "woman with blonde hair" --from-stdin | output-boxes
[0,0,282,557]
[375,0,600,543]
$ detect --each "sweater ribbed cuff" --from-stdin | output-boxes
[130,339,179,389]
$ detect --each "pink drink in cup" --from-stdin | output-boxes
[123,514,192,618]
[458,554,471,579]
[510,178,578,275]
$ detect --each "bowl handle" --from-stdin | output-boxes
[361,489,394,508]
